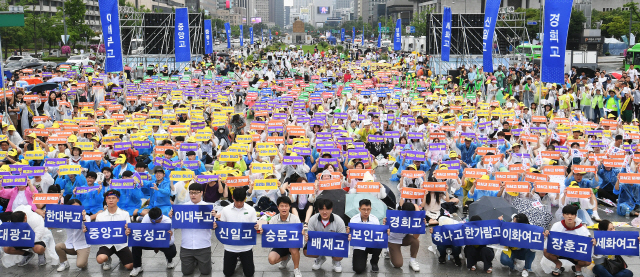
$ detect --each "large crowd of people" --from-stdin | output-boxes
[0,43,638,277]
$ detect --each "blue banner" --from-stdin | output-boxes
[84,221,127,245]
[306,231,349,257]
[432,223,466,246]
[261,223,304,248]
[127,223,172,248]
[441,6,452,62]
[500,222,545,250]
[482,0,501,72]
[541,0,573,83]
[393,19,402,51]
[225,22,231,49]
[269,29,271,40]
[362,26,365,46]
[240,25,244,47]
[546,231,593,262]
[349,223,388,249]
[594,231,640,256]
[0,222,35,247]
[341,28,345,42]
[386,210,425,234]
[462,220,502,245]
[172,204,214,229]
[204,19,213,55]
[377,23,381,48]
[44,204,84,229]
[174,7,191,63]
[98,0,123,72]
[215,221,257,246]
[250,27,254,45]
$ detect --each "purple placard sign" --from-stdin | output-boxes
[292,147,312,156]
[332,130,348,137]
[45,158,67,167]
[273,113,288,120]
[334,113,348,119]
[384,131,400,139]
[368,135,384,142]
[337,137,353,145]
[132,141,152,149]
[22,166,45,176]
[318,158,338,167]
[316,132,332,140]
[478,122,492,130]
[320,148,340,156]
[443,160,461,170]
[348,149,369,159]
[353,142,366,149]
[110,179,135,189]
[316,142,335,149]
[182,160,200,170]
[75,186,100,194]
[2,175,27,186]
[114,142,132,151]
[429,143,447,151]
[195,174,219,183]
[180,143,199,152]
[589,140,606,148]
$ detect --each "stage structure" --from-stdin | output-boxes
[426,9,529,75]
[118,6,205,70]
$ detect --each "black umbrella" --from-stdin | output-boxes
[29,82,58,93]
[316,189,348,222]
[380,183,397,209]
[468,196,517,220]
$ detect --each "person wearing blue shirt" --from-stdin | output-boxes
[109,170,144,221]
[182,151,206,175]
[596,163,621,203]
[72,171,105,220]
[112,154,136,179]
[614,170,640,217]
[57,173,88,203]
[81,157,112,175]
[564,171,598,189]
[456,137,478,165]
[140,166,173,217]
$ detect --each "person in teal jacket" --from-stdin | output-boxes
[72,171,105,220]
[56,173,88,203]
[80,157,112,175]
[108,170,144,220]
[140,166,173,217]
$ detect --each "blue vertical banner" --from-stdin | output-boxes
[204,19,213,55]
[250,27,254,44]
[239,25,244,46]
[353,27,355,42]
[225,22,231,49]
[174,7,191,63]
[269,29,272,40]
[393,19,402,51]
[441,7,452,62]
[377,23,381,48]
[541,0,574,83]
[362,26,365,46]
[341,28,345,42]
[482,0,501,73]
[98,0,123,72]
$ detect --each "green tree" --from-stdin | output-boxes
[410,9,433,37]
[60,0,94,48]
[568,9,587,43]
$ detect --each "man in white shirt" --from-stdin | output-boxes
[127,207,177,276]
[214,187,258,277]
[265,196,302,277]
[348,199,384,273]
[88,189,133,271]
[179,183,214,275]
[542,205,592,276]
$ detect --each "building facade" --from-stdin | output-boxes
[268,0,285,27]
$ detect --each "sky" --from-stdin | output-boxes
[285,0,292,6]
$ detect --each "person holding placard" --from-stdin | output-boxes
[178,183,214,275]
[463,215,495,273]
[557,182,596,226]
[88,189,134,271]
[543,205,592,277]
[127,207,177,276]
[72,171,105,220]
[0,177,44,221]
[303,198,347,272]
[140,166,172,217]
[387,202,421,272]
[591,220,635,277]
[265,196,302,277]
[214,187,258,277]
[55,199,91,272]
[56,169,88,203]
[349,199,384,273]
[467,175,499,202]
[498,213,536,276]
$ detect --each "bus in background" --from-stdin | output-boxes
[514,44,542,60]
